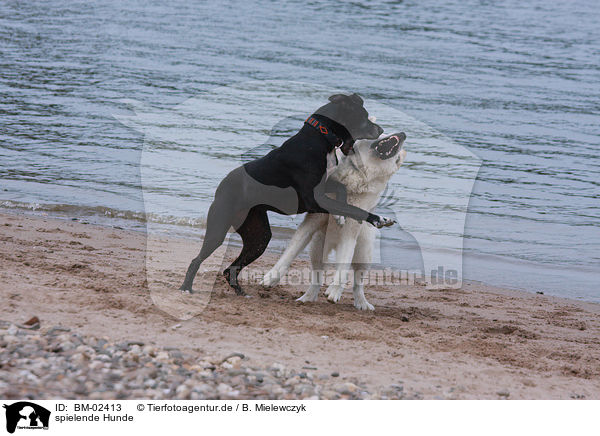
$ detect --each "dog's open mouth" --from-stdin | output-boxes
[371,132,406,160]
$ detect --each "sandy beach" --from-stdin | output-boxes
[1,211,599,399]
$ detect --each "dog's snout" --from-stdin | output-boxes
[375,124,384,136]
[399,132,407,141]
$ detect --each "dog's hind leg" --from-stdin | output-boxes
[224,206,272,296]
[180,197,235,293]
[297,230,326,303]
[262,214,327,287]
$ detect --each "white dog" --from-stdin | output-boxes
[262,132,406,310]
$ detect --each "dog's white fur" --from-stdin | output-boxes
[262,134,406,310]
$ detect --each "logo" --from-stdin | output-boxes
[3,402,50,434]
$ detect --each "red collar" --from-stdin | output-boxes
[304,115,343,149]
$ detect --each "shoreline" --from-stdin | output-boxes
[1,211,600,399]
[1,204,595,305]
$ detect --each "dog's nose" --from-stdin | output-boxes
[399,132,406,140]
[376,124,384,135]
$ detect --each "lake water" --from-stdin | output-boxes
[1,0,598,301]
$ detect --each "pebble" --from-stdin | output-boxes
[338,382,358,395]
[155,351,170,362]
[175,384,191,399]
[269,362,286,374]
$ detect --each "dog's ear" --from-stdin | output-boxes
[349,93,364,106]
[328,94,347,103]
[328,93,364,106]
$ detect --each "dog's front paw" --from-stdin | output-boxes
[261,269,281,287]
[354,297,374,311]
[367,214,396,229]
[325,284,343,303]
[179,285,194,294]
[334,215,345,226]
[297,285,320,303]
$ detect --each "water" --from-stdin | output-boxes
[1,0,599,301]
